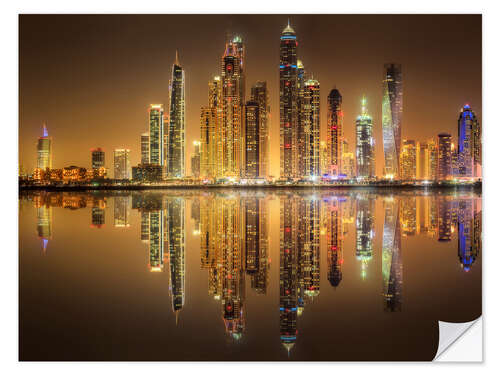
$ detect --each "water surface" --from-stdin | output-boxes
[19,188,482,361]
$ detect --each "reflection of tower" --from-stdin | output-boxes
[148,209,165,272]
[325,197,343,287]
[280,194,299,355]
[299,197,320,299]
[382,198,403,312]
[35,196,52,255]
[166,198,186,320]
[457,198,481,271]
[140,211,150,242]
[243,197,270,294]
[356,195,374,279]
[113,196,130,227]
[399,196,416,236]
[191,197,200,235]
[437,196,452,242]
[91,207,105,228]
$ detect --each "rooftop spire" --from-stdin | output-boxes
[42,122,48,137]
[283,18,295,34]
[361,95,368,117]
[175,50,179,66]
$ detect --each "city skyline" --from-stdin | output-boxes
[19,15,481,177]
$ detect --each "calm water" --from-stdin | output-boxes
[19,188,482,361]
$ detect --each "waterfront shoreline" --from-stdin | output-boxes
[18,182,482,192]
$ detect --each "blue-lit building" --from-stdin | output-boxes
[457,104,481,178]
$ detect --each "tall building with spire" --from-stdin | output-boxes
[34,123,52,180]
[356,96,375,179]
[302,79,321,178]
[280,20,299,180]
[149,104,164,166]
[167,51,186,178]
[221,37,245,178]
[382,63,403,179]
[327,88,343,176]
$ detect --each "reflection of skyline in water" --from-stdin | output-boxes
[24,190,481,357]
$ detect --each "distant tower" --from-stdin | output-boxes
[191,141,201,178]
[458,104,481,178]
[382,63,403,179]
[244,101,260,178]
[113,149,130,179]
[221,36,245,178]
[91,148,105,169]
[280,19,299,180]
[400,140,416,180]
[141,133,150,164]
[149,104,164,166]
[327,88,343,176]
[35,123,52,179]
[356,96,375,179]
[302,79,321,178]
[437,133,452,180]
[250,81,270,179]
[167,51,186,178]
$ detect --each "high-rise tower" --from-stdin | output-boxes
[149,104,164,166]
[302,79,321,178]
[382,63,403,179]
[280,20,299,180]
[457,104,481,178]
[167,51,186,178]
[221,37,245,178]
[437,133,452,180]
[356,96,375,179]
[250,81,269,179]
[327,88,343,176]
[34,123,52,180]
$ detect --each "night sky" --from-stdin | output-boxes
[19,14,481,176]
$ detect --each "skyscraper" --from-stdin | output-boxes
[437,133,452,180]
[244,101,260,178]
[149,104,164,166]
[356,97,375,179]
[91,148,105,169]
[191,141,200,178]
[34,123,52,180]
[327,88,343,176]
[280,20,299,179]
[382,63,403,179]
[141,133,149,164]
[250,81,270,179]
[457,104,481,178]
[221,37,245,178]
[113,149,130,179]
[302,79,321,178]
[167,51,186,178]
[416,141,429,180]
[400,140,416,180]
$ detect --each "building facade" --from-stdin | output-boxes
[326,88,343,176]
[141,133,150,164]
[400,140,416,180]
[280,21,299,179]
[437,133,452,180]
[457,104,481,178]
[250,81,269,179]
[382,63,403,179]
[302,79,321,178]
[356,97,375,179]
[167,52,186,178]
[113,149,130,179]
[149,104,164,166]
